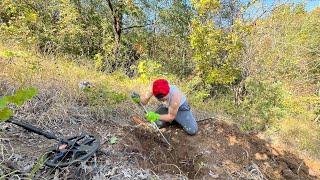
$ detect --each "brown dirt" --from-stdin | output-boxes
[0,109,318,179]
[120,116,318,179]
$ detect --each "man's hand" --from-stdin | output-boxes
[145,111,160,123]
[131,92,141,104]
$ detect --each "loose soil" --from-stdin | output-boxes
[0,114,318,179]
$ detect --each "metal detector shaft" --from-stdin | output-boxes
[138,102,171,146]
[7,118,59,140]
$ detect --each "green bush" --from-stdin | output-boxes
[230,79,287,131]
[81,85,127,107]
[135,59,167,83]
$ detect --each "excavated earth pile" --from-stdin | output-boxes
[0,114,318,179]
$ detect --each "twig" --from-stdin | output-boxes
[194,165,203,179]
[197,117,215,123]
[0,170,18,179]
[314,115,320,123]
[53,169,59,180]
[152,163,183,176]
[297,161,303,180]
[150,170,161,180]
[222,166,237,178]
[109,172,123,179]
[250,162,265,180]
[121,23,152,31]
[242,147,249,160]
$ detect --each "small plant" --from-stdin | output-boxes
[28,153,47,179]
[109,136,118,145]
[0,50,30,59]
[194,161,206,178]
[0,87,38,121]
[198,161,206,168]
[94,53,104,70]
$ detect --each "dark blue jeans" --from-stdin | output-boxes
[155,101,198,135]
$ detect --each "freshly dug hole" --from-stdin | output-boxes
[121,125,208,179]
[120,120,318,180]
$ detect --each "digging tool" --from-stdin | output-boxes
[6,118,100,167]
[131,92,171,146]
[139,102,171,146]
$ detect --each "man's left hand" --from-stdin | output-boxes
[131,92,141,104]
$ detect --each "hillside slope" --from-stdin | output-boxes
[0,46,319,179]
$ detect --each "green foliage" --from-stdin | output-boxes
[237,80,287,131]
[244,80,286,119]
[0,87,38,121]
[159,0,194,37]
[94,53,104,70]
[149,34,194,79]
[28,153,47,179]
[8,88,38,106]
[247,5,319,83]
[189,0,250,91]
[205,66,242,85]
[191,0,220,16]
[136,60,164,83]
[0,0,19,23]
[82,86,127,106]
[0,107,13,121]
[109,136,118,145]
[0,50,30,58]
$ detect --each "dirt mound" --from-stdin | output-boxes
[121,118,318,179]
[1,113,318,179]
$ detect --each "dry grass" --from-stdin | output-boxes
[0,42,140,125]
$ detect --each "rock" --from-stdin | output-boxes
[22,163,34,172]
[209,170,219,178]
[122,169,132,178]
[137,171,148,179]
[254,152,268,160]
[0,123,11,131]
[10,154,23,162]
[282,169,299,179]
[107,167,118,177]
[93,173,105,180]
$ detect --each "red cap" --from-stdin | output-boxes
[152,79,170,98]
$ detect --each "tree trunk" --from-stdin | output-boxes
[106,0,123,68]
[113,10,122,63]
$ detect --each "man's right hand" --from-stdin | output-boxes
[131,92,141,104]
[145,111,160,123]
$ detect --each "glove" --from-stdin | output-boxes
[131,92,141,104]
[145,111,160,123]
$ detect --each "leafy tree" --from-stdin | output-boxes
[189,0,250,99]
[245,5,319,85]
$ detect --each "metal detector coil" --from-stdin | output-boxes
[7,118,100,167]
